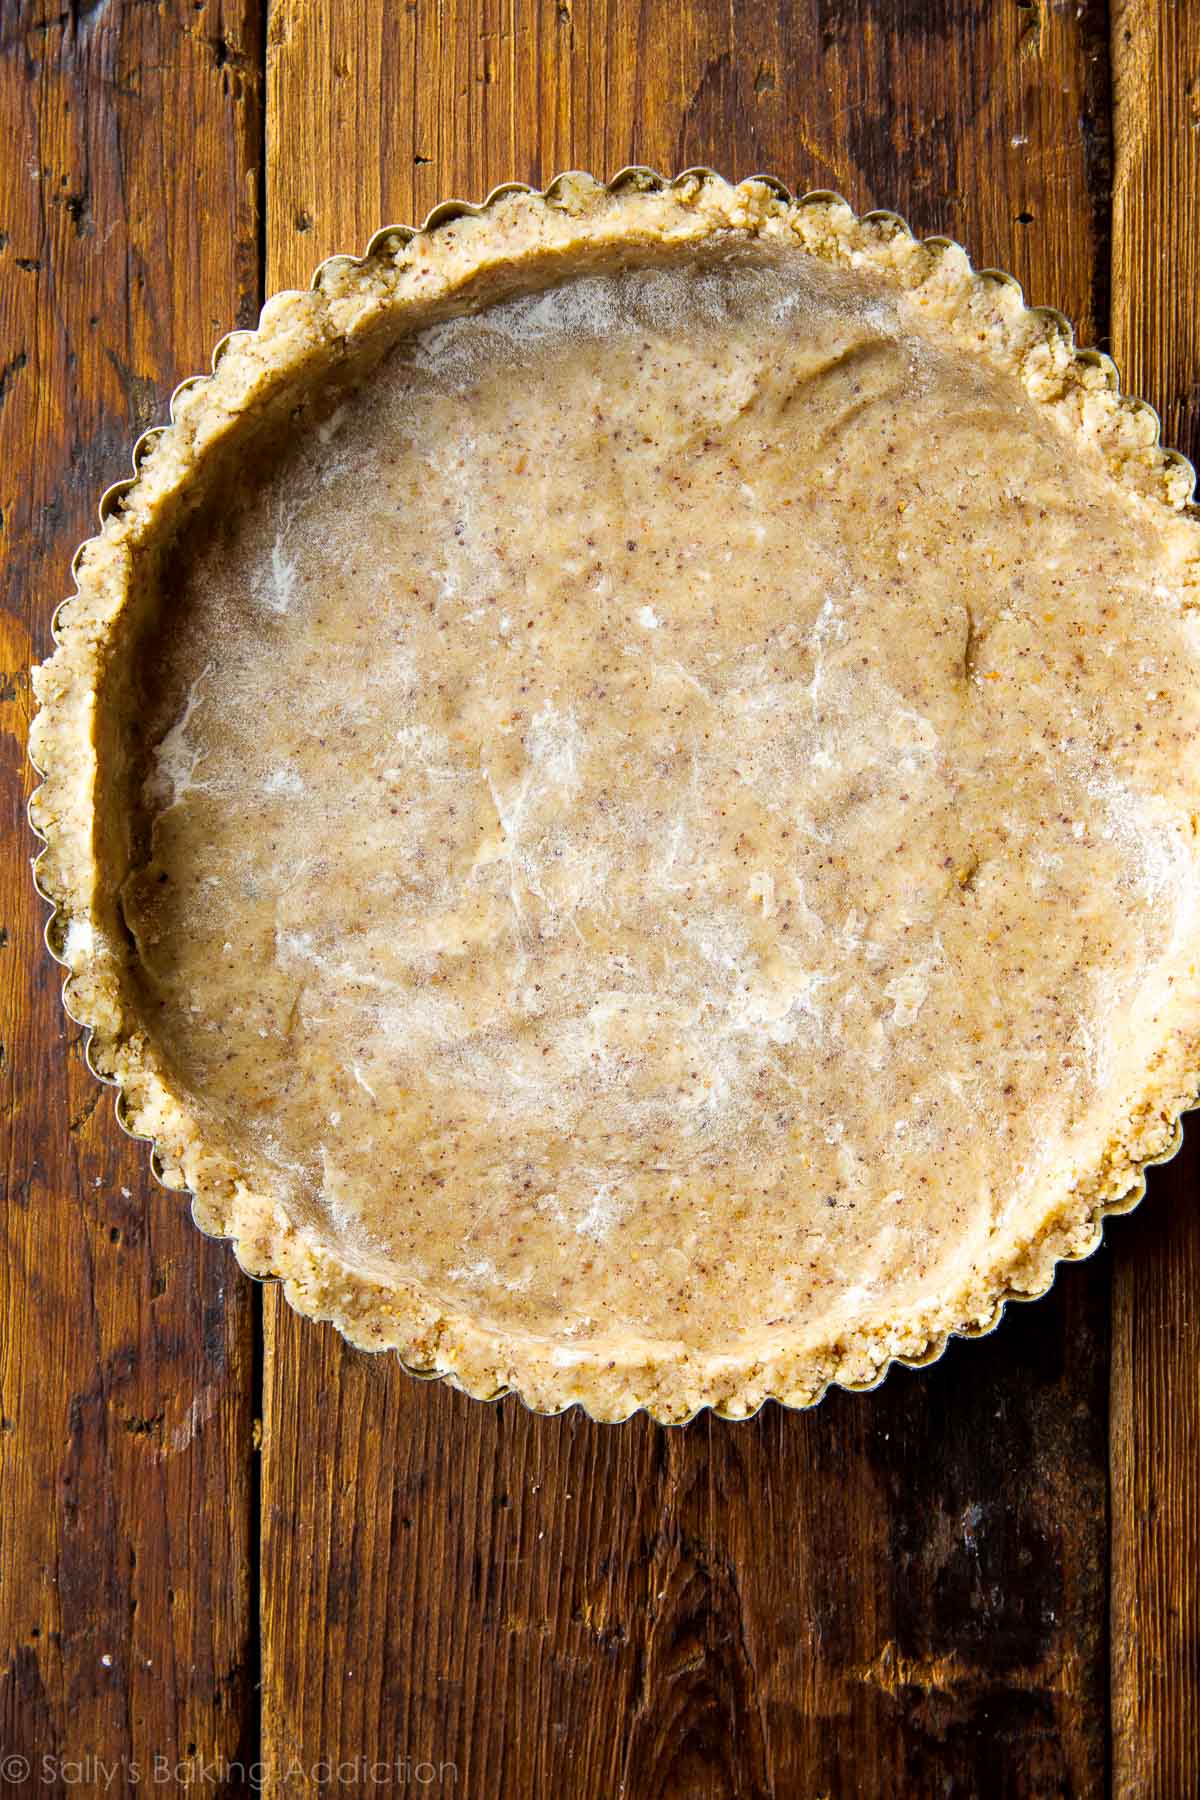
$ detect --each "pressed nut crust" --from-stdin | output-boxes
[30,174,1200,1422]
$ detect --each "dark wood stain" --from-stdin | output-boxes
[0,1,1196,1794]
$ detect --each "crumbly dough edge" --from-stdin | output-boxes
[27,169,1200,1424]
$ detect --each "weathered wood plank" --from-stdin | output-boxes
[1110,4,1200,1793]
[266,0,1112,346]
[0,0,261,1780]
[261,2,1113,1792]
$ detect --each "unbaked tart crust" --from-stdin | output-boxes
[30,172,1200,1421]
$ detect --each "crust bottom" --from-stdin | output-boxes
[29,170,1200,1423]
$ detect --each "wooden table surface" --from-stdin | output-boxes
[2,2,1199,1794]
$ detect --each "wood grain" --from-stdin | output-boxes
[1110,5,1200,1794]
[0,0,261,1781]
[266,0,1112,342]
[261,4,1115,1794]
[9,0,1199,1789]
